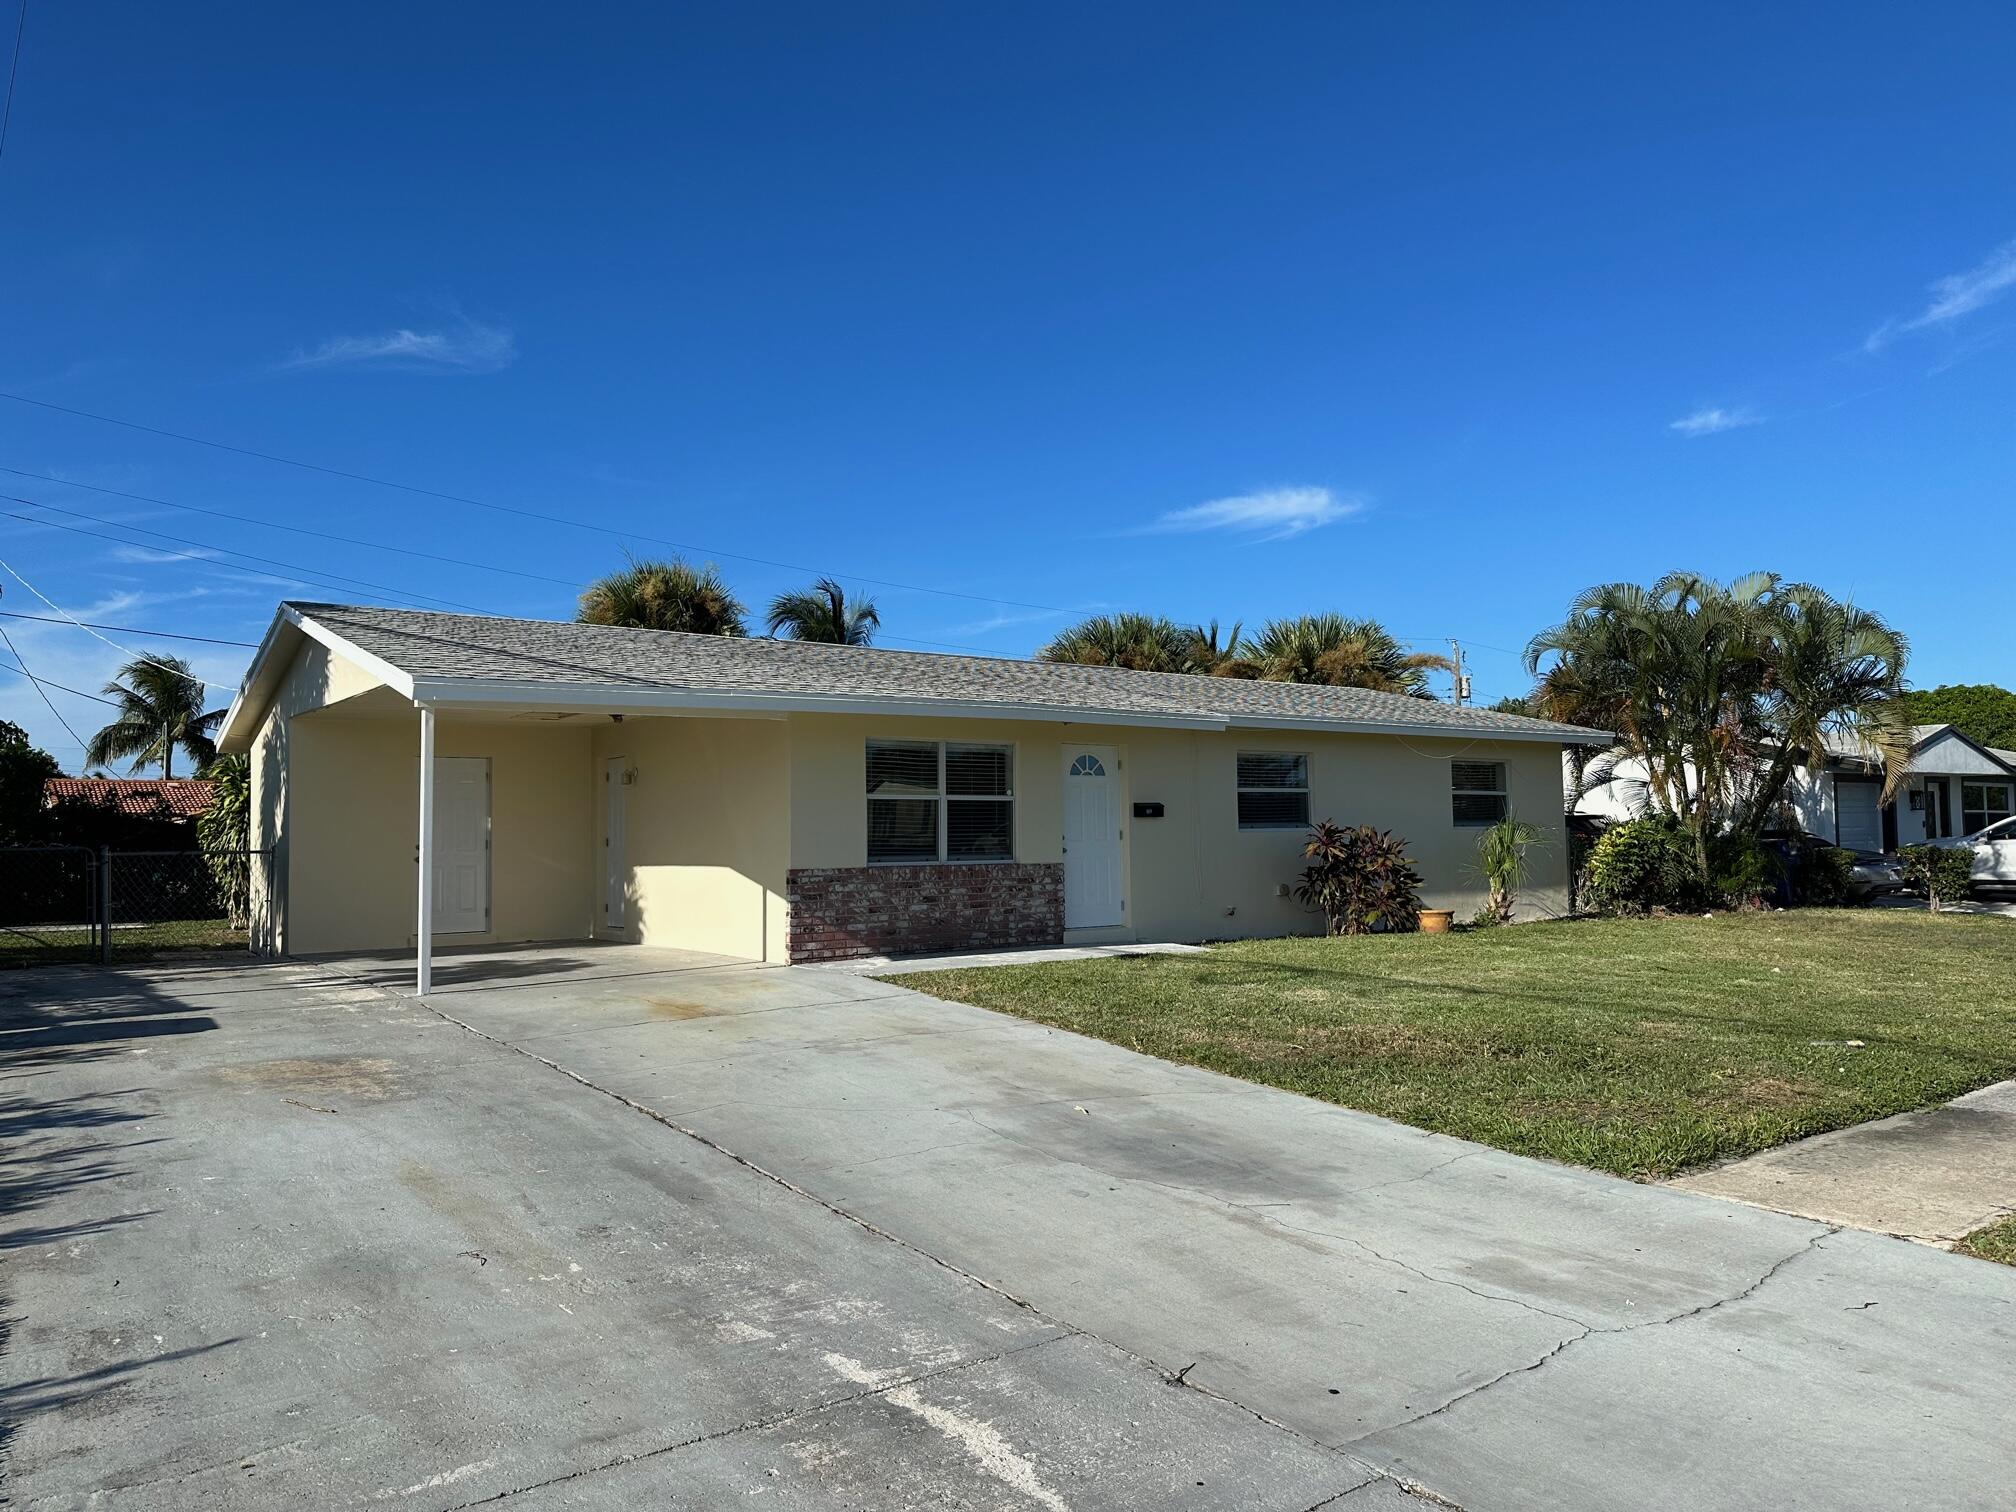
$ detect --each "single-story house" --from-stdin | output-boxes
[217,603,1608,985]
[1574,723,2016,853]
[42,777,216,822]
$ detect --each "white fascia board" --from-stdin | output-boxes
[1220,713,1615,746]
[219,607,422,754]
[407,676,1605,742]
[291,608,418,700]
[409,678,1230,731]
[218,614,297,754]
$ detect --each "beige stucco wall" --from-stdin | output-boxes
[248,638,392,953]
[248,637,596,954]
[591,716,791,964]
[787,713,1571,940]
[281,712,595,955]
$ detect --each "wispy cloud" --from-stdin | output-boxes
[1146,486,1361,542]
[942,607,1069,637]
[279,317,516,374]
[106,544,220,566]
[1669,406,1761,437]
[1865,238,2016,352]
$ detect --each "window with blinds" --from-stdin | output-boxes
[1451,761,1508,826]
[1237,752,1309,829]
[866,740,1014,863]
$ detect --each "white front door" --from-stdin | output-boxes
[602,756,628,931]
[1062,745,1124,928]
[432,757,489,934]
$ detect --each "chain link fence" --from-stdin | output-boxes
[0,847,270,965]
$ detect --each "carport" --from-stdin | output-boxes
[219,605,793,989]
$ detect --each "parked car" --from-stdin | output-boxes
[1846,850,1910,901]
[1930,817,2016,891]
[1759,828,1903,905]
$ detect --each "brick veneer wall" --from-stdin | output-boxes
[786,862,1065,963]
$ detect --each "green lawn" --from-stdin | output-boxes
[893,911,2016,1179]
[1956,1215,2016,1266]
[0,920,248,965]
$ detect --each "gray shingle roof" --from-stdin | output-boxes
[293,603,1608,743]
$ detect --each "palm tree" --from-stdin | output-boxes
[765,578,879,645]
[1183,619,1249,676]
[1244,615,1453,695]
[1037,614,1192,673]
[1525,570,1909,881]
[1737,583,1911,835]
[578,556,747,635]
[86,653,226,779]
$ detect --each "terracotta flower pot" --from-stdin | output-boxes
[1418,909,1454,934]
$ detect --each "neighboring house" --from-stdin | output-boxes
[1573,723,2016,853]
[217,603,1608,979]
[41,777,216,824]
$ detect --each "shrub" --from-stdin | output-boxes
[1294,821,1424,935]
[1900,844,1977,911]
[1708,833,1782,909]
[1581,817,1700,915]
[198,754,252,928]
[1474,813,1546,924]
[1793,845,1856,908]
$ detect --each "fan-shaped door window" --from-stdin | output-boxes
[1069,753,1107,778]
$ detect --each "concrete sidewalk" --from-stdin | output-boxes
[1670,1076,2016,1244]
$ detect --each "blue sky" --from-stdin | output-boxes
[2,3,2013,770]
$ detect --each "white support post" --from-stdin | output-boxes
[416,703,435,996]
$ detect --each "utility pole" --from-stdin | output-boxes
[1449,639,1471,706]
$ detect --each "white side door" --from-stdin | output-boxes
[1061,746,1123,928]
[432,757,489,934]
[602,756,629,931]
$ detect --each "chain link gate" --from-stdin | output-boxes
[0,847,270,965]
[0,846,100,964]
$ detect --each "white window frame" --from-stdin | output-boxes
[1961,779,2014,836]
[1236,751,1310,830]
[1451,761,1509,827]
[866,740,1016,864]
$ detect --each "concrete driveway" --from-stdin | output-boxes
[5,944,2012,1511]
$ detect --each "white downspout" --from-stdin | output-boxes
[417,703,435,996]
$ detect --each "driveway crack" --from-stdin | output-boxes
[1342,1224,1842,1443]
[345,972,1389,1491]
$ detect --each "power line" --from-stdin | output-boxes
[3,492,489,612]
[0,499,1008,654]
[0,656,119,705]
[0,622,88,751]
[0,464,580,590]
[0,392,1077,614]
[0,609,256,646]
[0,555,210,678]
[0,0,25,161]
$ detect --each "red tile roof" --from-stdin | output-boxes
[42,777,216,819]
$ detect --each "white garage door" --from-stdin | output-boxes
[1835,779,1882,854]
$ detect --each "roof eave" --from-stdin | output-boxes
[219,606,420,754]
[411,676,1610,743]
